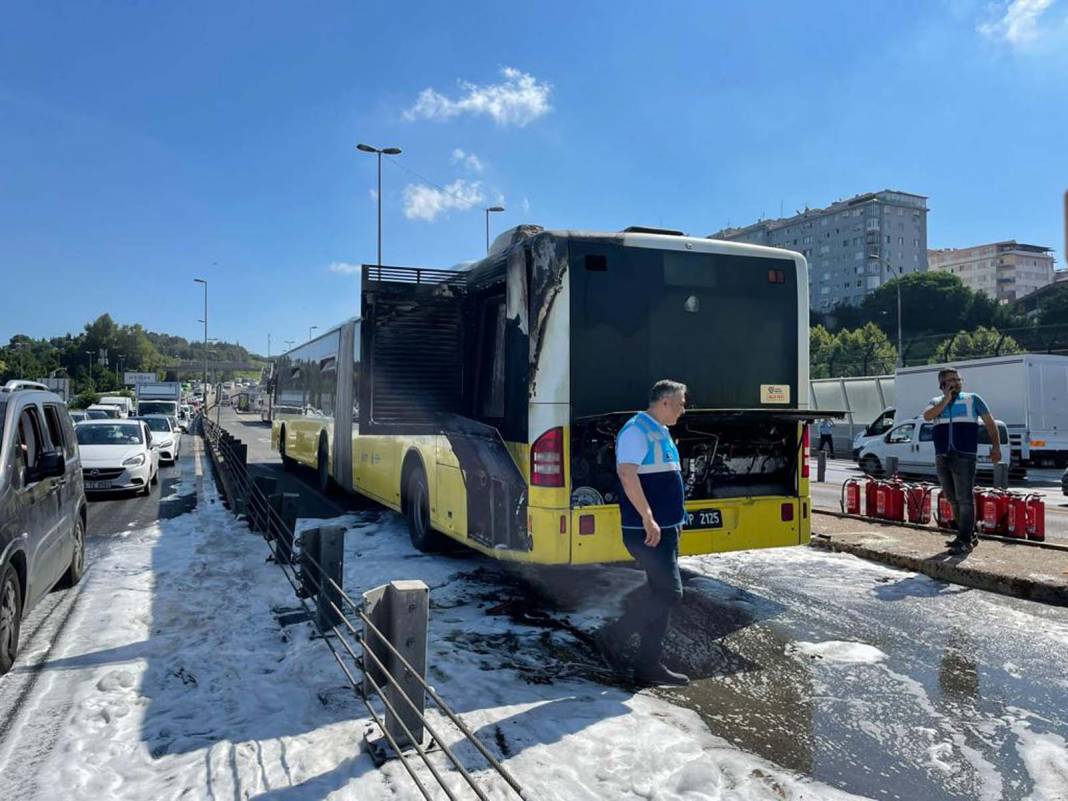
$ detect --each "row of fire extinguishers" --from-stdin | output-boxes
[841,477,1045,541]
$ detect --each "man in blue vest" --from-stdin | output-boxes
[922,367,1001,555]
[595,379,689,686]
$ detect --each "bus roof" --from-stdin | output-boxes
[487,224,805,265]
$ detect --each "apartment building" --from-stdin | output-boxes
[709,190,929,311]
[928,241,1054,301]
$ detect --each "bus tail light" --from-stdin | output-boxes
[531,427,564,487]
[801,426,810,478]
[579,515,595,535]
[781,503,794,521]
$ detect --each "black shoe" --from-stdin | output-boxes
[593,627,630,670]
[947,539,974,555]
[634,662,690,686]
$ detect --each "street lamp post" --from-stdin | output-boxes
[484,206,505,253]
[194,278,208,396]
[356,143,402,266]
[85,350,94,390]
[868,253,904,367]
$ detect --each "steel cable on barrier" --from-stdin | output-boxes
[200,417,523,800]
[289,560,493,801]
[200,419,440,800]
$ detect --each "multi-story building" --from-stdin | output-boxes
[927,241,1054,302]
[709,190,929,311]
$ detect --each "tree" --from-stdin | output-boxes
[829,323,897,377]
[1038,284,1068,326]
[932,326,1023,362]
[861,272,972,340]
[809,325,836,378]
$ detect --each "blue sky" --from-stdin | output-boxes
[3,0,1067,354]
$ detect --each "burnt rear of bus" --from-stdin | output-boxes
[564,237,810,563]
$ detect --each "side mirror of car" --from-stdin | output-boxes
[32,450,66,481]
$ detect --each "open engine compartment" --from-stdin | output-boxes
[570,412,798,507]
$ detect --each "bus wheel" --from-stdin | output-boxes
[405,469,445,553]
[317,438,331,494]
[279,429,293,471]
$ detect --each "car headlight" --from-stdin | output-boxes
[123,453,146,466]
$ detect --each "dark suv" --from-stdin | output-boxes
[0,381,87,675]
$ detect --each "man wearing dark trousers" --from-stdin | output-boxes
[922,367,1001,555]
[595,379,689,686]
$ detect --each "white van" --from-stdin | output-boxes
[857,415,1013,478]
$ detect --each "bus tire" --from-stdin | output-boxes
[317,436,331,494]
[405,468,445,553]
[279,428,294,472]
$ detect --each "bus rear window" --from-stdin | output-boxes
[569,241,799,417]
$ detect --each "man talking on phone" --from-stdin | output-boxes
[923,368,1002,554]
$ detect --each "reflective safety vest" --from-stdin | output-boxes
[616,411,686,529]
[926,392,989,455]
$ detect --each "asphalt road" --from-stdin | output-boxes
[216,408,1068,799]
[0,433,199,795]
[809,456,1068,541]
[211,407,371,521]
[5,416,1066,800]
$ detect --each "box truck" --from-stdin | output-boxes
[852,354,1068,466]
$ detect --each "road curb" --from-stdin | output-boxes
[809,533,1068,607]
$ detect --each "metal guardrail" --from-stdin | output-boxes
[198,413,525,800]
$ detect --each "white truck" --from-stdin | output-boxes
[97,395,134,417]
[135,381,182,419]
[852,354,1068,466]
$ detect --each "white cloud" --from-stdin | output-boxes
[329,261,361,275]
[403,179,484,222]
[404,67,552,127]
[451,148,484,173]
[368,188,378,202]
[520,196,531,215]
[978,0,1055,46]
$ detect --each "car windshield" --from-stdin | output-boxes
[76,423,144,445]
[143,417,171,432]
[86,409,109,419]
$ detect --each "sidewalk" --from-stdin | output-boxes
[811,511,1068,606]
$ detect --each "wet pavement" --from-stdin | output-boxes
[215,408,1068,798]
[657,548,1068,800]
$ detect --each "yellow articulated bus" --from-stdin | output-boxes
[272,224,829,565]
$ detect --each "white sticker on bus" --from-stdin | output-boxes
[760,384,790,404]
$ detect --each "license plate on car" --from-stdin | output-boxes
[85,480,111,490]
[684,509,723,530]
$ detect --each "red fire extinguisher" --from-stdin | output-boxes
[936,491,956,530]
[842,478,863,515]
[906,484,933,524]
[1005,493,1028,539]
[1025,494,1045,542]
[865,479,880,518]
[877,480,906,522]
[976,489,1006,535]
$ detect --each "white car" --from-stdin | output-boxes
[75,419,160,496]
[140,414,181,464]
[857,415,1012,478]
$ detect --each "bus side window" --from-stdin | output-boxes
[476,296,506,419]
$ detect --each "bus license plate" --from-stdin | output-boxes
[86,481,111,490]
[684,509,723,530]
